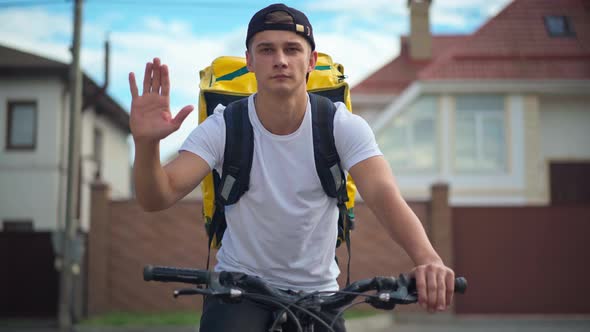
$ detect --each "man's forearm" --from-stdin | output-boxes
[133,140,175,211]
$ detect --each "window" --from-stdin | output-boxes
[93,128,103,179]
[6,101,37,150]
[544,16,575,37]
[454,95,506,173]
[2,220,34,232]
[377,96,438,172]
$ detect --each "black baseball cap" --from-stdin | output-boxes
[246,3,315,51]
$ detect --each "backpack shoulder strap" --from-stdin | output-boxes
[218,97,254,205]
[309,93,354,286]
[309,93,347,202]
[206,97,253,269]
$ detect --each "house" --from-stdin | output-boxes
[0,43,130,318]
[352,0,590,206]
[350,0,590,315]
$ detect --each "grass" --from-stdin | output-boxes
[80,309,381,326]
[80,311,200,326]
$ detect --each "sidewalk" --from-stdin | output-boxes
[352,313,590,332]
[2,315,590,332]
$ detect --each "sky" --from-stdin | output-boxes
[0,0,512,161]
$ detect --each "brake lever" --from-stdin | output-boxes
[366,274,418,309]
[174,288,212,298]
[389,274,418,304]
[173,272,244,301]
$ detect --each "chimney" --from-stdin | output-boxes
[408,0,432,60]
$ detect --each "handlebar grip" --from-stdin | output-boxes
[455,277,467,294]
[143,265,210,285]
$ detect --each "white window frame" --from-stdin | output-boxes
[454,96,507,174]
[379,96,438,173]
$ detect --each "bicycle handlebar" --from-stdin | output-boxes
[144,265,467,310]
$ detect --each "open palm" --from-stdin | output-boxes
[128,58,193,143]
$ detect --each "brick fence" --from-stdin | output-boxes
[87,182,452,316]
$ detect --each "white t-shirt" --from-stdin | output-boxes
[180,94,382,291]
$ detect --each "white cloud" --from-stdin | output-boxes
[431,0,512,30]
[305,0,406,17]
[0,0,512,161]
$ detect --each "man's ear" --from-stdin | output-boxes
[246,49,253,72]
[308,50,318,74]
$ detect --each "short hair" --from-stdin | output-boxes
[247,10,310,51]
[264,10,294,25]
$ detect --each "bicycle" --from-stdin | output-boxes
[143,265,467,332]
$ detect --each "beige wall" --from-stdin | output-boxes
[375,89,590,206]
[0,77,67,231]
[539,95,590,160]
[0,76,130,232]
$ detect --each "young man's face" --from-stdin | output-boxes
[246,30,317,96]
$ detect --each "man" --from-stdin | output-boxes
[129,3,455,331]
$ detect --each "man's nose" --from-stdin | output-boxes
[273,50,288,68]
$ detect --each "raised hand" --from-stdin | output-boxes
[129,58,193,144]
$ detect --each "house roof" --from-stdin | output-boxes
[352,36,465,94]
[0,44,130,132]
[352,0,590,94]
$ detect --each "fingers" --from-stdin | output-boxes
[161,64,170,96]
[152,58,162,94]
[426,268,438,311]
[142,61,153,95]
[436,272,446,311]
[129,72,139,98]
[445,271,455,307]
[414,268,428,310]
[172,105,194,127]
[413,264,455,313]
[140,58,167,95]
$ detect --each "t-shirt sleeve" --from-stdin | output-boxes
[179,104,226,170]
[333,102,383,171]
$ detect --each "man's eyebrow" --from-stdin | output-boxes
[255,42,275,49]
[255,41,304,49]
[285,41,304,47]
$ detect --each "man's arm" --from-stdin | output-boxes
[133,147,210,211]
[349,155,455,312]
[129,58,206,211]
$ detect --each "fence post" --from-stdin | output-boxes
[430,183,453,268]
[87,181,110,316]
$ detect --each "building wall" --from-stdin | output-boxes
[539,95,590,160]
[0,77,66,231]
[87,182,438,315]
[377,91,590,206]
[0,76,130,232]
[79,109,131,231]
[381,93,529,205]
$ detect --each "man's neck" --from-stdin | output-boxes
[254,88,308,135]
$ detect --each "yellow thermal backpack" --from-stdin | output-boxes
[198,53,357,283]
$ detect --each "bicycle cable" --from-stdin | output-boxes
[329,300,366,329]
[265,289,383,332]
[241,293,305,332]
[244,292,337,332]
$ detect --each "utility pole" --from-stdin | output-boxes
[58,0,83,328]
